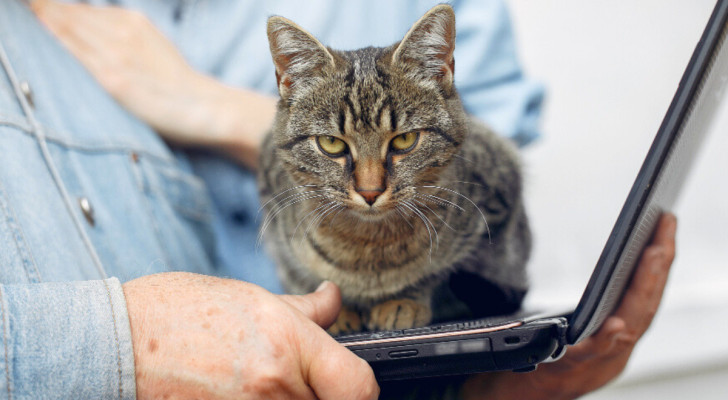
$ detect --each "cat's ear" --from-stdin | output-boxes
[267,16,335,100]
[392,4,456,91]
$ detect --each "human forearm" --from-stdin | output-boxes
[172,75,277,169]
[32,0,277,169]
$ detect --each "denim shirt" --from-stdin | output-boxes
[0,0,543,398]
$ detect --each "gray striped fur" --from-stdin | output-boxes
[259,5,530,332]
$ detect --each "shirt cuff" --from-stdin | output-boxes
[0,278,136,399]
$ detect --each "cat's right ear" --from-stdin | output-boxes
[267,16,335,100]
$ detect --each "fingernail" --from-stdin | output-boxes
[316,280,331,293]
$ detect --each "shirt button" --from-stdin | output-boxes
[19,81,34,109]
[78,197,95,227]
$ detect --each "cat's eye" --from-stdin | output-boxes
[390,132,419,152]
[316,135,348,157]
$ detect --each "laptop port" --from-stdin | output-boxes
[388,349,419,358]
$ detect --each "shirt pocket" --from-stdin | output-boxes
[129,154,216,273]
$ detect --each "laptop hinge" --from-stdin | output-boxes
[545,318,569,363]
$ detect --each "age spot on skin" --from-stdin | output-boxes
[148,339,158,353]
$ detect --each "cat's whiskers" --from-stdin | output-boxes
[264,188,330,216]
[453,154,474,164]
[304,203,346,247]
[394,206,414,229]
[409,200,440,250]
[301,202,344,247]
[257,192,330,249]
[290,201,333,244]
[259,192,327,240]
[328,204,348,227]
[419,185,492,244]
[413,199,456,232]
[398,202,428,255]
[257,184,321,219]
[413,192,465,212]
[401,200,437,262]
[260,190,329,237]
[451,180,485,187]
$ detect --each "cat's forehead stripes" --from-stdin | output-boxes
[337,53,400,137]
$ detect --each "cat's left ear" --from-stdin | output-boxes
[267,16,336,100]
[392,4,456,92]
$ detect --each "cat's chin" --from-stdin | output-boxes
[350,206,394,221]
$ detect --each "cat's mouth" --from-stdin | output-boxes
[348,186,394,213]
[349,206,396,223]
[345,193,407,222]
[349,201,390,216]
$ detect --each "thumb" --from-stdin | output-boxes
[279,281,342,329]
[29,0,57,17]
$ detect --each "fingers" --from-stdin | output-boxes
[564,316,627,363]
[304,335,380,400]
[279,281,342,329]
[613,213,677,338]
[32,1,105,69]
[281,282,379,399]
[461,214,679,400]
[565,213,677,364]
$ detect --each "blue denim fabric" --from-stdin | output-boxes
[0,0,543,398]
[1,1,217,398]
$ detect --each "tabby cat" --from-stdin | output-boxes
[258,5,531,334]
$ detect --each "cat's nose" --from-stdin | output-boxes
[356,189,383,206]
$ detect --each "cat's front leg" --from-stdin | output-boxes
[328,305,363,335]
[367,299,432,331]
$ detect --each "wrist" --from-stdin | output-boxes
[185,75,277,169]
[212,85,278,169]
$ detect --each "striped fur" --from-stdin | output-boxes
[259,5,530,332]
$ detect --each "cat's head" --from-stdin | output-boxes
[266,5,466,218]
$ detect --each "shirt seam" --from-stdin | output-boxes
[0,288,12,400]
[101,279,124,400]
[0,115,173,164]
[0,179,42,283]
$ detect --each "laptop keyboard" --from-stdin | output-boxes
[335,313,525,343]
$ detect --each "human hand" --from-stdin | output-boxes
[31,0,276,168]
[122,272,379,400]
[461,213,678,400]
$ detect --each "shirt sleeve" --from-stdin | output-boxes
[0,278,136,400]
[452,0,545,147]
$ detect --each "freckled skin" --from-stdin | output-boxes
[260,6,530,333]
[124,272,379,399]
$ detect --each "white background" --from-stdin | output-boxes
[508,1,728,398]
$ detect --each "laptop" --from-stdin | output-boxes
[335,0,728,381]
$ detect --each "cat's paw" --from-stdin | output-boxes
[367,299,432,331]
[327,306,363,336]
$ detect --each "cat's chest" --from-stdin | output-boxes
[296,231,437,300]
[288,213,471,300]
[297,221,423,268]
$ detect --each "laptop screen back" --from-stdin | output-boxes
[567,0,728,345]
